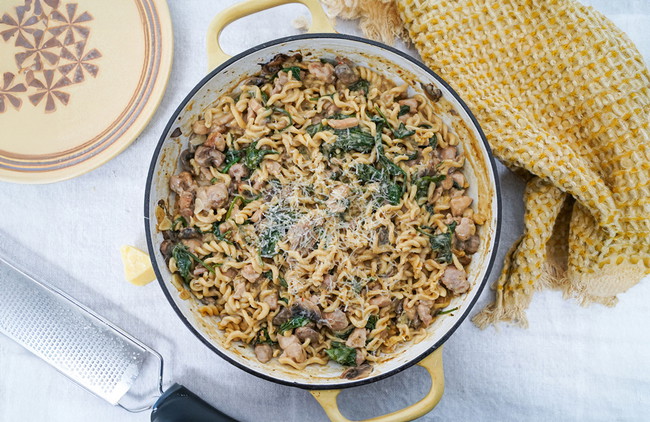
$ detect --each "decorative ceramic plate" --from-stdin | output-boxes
[0,0,173,183]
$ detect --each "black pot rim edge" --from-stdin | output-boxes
[144,32,502,391]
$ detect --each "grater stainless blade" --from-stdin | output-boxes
[0,255,163,408]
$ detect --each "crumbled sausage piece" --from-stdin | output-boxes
[345,328,367,348]
[278,335,306,363]
[451,172,466,188]
[455,217,475,241]
[192,120,210,135]
[450,196,473,217]
[323,309,349,332]
[266,160,282,176]
[241,264,261,283]
[398,98,418,109]
[205,132,226,151]
[327,117,359,129]
[464,234,480,254]
[170,171,196,194]
[417,300,434,327]
[177,191,194,218]
[254,344,273,363]
[440,146,457,160]
[233,280,246,299]
[195,184,229,211]
[263,293,279,311]
[228,163,249,182]
[441,266,469,294]
[369,295,391,308]
[308,62,335,83]
[321,274,335,290]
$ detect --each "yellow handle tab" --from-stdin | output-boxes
[310,347,445,422]
[206,0,336,71]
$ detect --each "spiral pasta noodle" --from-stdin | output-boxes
[157,53,482,380]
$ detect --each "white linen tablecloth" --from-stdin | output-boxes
[1,1,649,421]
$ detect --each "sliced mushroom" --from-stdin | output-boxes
[272,307,292,326]
[422,83,443,102]
[178,227,201,239]
[179,149,193,172]
[341,363,373,380]
[194,145,225,168]
[160,240,174,261]
[334,60,358,85]
[295,326,320,344]
[292,298,321,321]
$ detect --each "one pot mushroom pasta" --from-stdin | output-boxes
[156,53,482,380]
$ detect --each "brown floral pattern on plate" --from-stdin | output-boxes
[0,0,101,113]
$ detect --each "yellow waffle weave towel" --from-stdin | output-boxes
[324,0,650,326]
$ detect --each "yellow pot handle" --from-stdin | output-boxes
[206,0,336,71]
[310,347,445,422]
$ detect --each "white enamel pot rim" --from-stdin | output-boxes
[144,33,502,390]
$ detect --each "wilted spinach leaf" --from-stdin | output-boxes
[349,79,369,96]
[365,315,379,330]
[330,126,375,155]
[279,316,310,334]
[171,243,216,282]
[306,122,326,137]
[220,149,241,173]
[413,174,446,199]
[211,222,234,245]
[243,140,278,170]
[393,122,415,139]
[417,221,457,263]
[325,342,357,366]
[279,66,301,81]
[253,326,276,345]
[398,105,411,116]
[258,206,297,258]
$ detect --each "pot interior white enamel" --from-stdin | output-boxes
[145,34,501,389]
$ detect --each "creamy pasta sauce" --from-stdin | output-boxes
[157,53,482,379]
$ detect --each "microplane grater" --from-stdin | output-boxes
[0,255,235,421]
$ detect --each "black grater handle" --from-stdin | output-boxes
[150,383,237,422]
